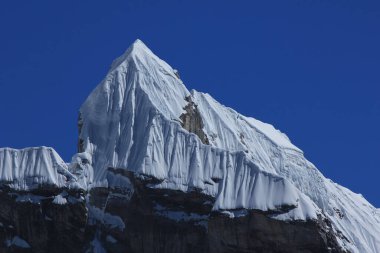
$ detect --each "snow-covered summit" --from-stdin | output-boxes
[78,40,380,253]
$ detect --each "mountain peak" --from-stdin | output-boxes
[131,38,148,48]
[78,40,380,253]
[128,39,151,55]
[110,39,155,71]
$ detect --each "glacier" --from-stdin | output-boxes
[78,39,380,253]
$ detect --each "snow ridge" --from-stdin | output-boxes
[0,147,73,190]
[0,147,93,190]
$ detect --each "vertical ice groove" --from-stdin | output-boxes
[0,147,70,190]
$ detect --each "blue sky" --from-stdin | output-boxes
[0,0,379,206]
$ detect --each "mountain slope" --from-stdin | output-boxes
[78,40,380,253]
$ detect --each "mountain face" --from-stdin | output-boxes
[0,40,379,253]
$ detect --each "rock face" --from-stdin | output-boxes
[0,39,379,252]
[0,173,343,253]
[180,95,210,145]
[86,171,344,253]
[0,188,89,253]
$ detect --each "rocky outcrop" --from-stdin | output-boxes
[0,188,90,253]
[77,113,84,153]
[180,95,210,145]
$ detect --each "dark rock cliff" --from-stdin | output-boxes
[180,95,210,145]
[0,188,90,253]
[0,170,346,253]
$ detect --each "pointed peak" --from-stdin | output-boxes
[129,39,150,53]
[132,38,147,47]
[110,39,155,71]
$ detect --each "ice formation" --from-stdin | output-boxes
[0,147,74,189]
[0,147,93,190]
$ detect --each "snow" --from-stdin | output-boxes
[154,203,209,223]
[79,39,306,215]
[79,39,309,213]
[88,205,125,231]
[106,170,133,190]
[220,209,249,218]
[68,152,94,190]
[0,147,74,190]
[106,170,134,201]
[245,118,299,151]
[15,194,46,204]
[106,235,117,244]
[191,91,301,153]
[87,236,107,253]
[0,147,94,191]
[78,39,380,253]
[52,194,68,205]
[5,236,31,249]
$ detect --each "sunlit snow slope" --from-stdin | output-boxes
[79,39,380,253]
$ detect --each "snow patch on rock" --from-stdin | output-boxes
[52,194,68,205]
[15,194,46,204]
[88,205,125,231]
[5,236,31,249]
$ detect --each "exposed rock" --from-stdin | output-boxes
[77,113,84,153]
[84,170,346,253]
[0,167,347,253]
[180,95,210,145]
[0,188,90,253]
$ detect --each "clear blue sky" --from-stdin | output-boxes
[0,0,379,206]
